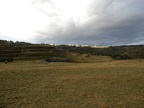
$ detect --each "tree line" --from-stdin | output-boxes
[57,45,144,59]
[0,40,32,46]
[1,40,144,60]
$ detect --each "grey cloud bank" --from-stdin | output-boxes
[1,0,144,46]
[32,0,144,46]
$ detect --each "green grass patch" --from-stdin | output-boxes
[67,53,112,63]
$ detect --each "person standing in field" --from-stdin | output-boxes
[5,60,8,64]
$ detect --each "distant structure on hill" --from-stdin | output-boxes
[91,45,109,48]
[67,44,109,48]
[68,44,89,47]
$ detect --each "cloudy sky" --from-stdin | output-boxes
[0,0,144,46]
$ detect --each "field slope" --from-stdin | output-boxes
[0,60,144,107]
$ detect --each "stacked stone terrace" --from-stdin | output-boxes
[17,45,66,61]
[0,44,22,62]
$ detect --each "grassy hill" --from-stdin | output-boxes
[0,40,112,63]
[0,42,68,62]
[1,39,144,62]
[57,45,144,59]
[67,52,112,63]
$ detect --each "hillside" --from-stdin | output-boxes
[57,45,144,59]
[16,45,67,61]
[0,40,68,62]
[1,39,144,62]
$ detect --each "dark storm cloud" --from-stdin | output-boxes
[32,0,144,46]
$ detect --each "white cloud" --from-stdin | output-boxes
[0,0,48,41]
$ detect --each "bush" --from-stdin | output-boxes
[119,52,130,59]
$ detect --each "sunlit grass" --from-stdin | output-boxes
[0,60,144,107]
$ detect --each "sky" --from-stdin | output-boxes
[0,0,144,46]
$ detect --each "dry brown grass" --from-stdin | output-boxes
[0,59,144,107]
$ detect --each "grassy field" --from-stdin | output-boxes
[0,59,144,108]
